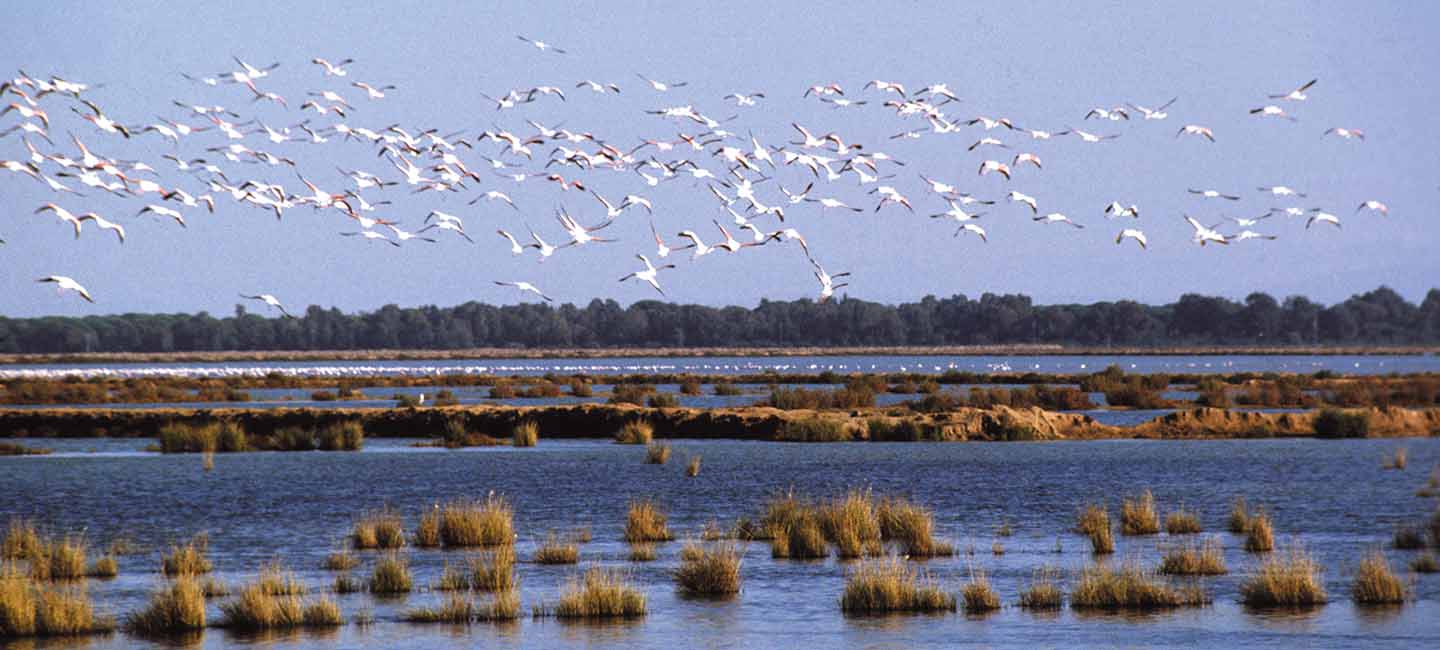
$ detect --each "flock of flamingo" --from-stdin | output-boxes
[0,37,1390,314]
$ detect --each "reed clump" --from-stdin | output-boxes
[1,520,39,560]
[414,507,441,548]
[317,421,364,451]
[124,577,205,635]
[1070,562,1210,610]
[819,490,883,559]
[333,574,363,594]
[645,442,671,464]
[368,554,412,594]
[1121,490,1161,536]
[1077,503,1115,554]
[961,569,1001,614]
[624,499,673,543]
[712,382,742,396]
[1018,567,1064,610]
[776,416,853,442]
[31,584,111,637]
[628,544,657,562]
[405,593,475,623]
[28,535,87,581]
[352,508,405,550]
[839,557,955,615]
[468,547,516,592]
[1410,553,1438,573]
[534,533,579,565]
[512,421,539,447]
[674,540,742,595]
[686,455,702,477]
[1393,525,1426,550]
[323,550,358,571]
[255,560,305,596]
[1245,512,1275,553]
[615,420,653,445]
[876,497,953,558]
[87,554,117,579]
[160,538,212,576]
[219,580,337,629]
[1228,496,1250,534]
[1239,545,1327,608]
[1352,550,1407,605]
[1382,447,1408,470]
[439,496,514,547]
[1159,537,1228,575]
[551,567,646,619]
[1165,506,1203,535]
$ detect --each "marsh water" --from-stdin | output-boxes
[4,436,1440,649]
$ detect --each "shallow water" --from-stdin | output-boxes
[3,436,1438,649]
[2,352,1436,379]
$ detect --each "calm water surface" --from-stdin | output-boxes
[3,437,1438,649]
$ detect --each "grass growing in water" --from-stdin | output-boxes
[1077,503,1115,554]
[686,455,702,477]
[323,550,358,571]
[877,497,953,558]
[161,538,212,576]
[415,507,441,548]
[615,421,653,445]
[28,535,87,581]
[125,577,205,635]
[368,554,412,594]
[352,508,405,550]
[438,496,514,547]
[644,442,671,464]
[317,421,364,451]
[550,567,646,619]
[1121,490,1160,536]
[1382,447,1408,470]
[819,490,883,559]
[1393,525,1426,550]
[534,533,579,565]
[1228,496,1250,534]
[1018,567,1064,610]
[1245,512,1275,552]
[1070,562,1210,610]
[1410,553,1438,573]
[961,569,1001,614]
[1352,550,1407,605]
[405,593,475,623]
[1159,537,1228,575]
[512,421,539,447]
[1239,544,1327,608]
[469,547,516,592]
[839,557,955,615]
[628,544,657,562]
[2,519,39,560]
[1165,506,1203,535]
[625,499,673,543]
[674,541,742,596]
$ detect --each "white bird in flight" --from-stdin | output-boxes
[1116,229,1148,249]
[1185,216,1229,246]
[494,280,553,302]
[239,293,294,318]
[1269,78,1317,102]
[619,254,676,296]
[38,275,94,303]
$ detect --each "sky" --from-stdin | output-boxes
[1,1,1437,319]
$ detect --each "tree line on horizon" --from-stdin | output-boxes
[2,286,1437,354]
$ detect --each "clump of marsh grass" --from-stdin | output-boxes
[322,550,358,572]
[549,567,646,619]
[414,507,441,548]
[1070,561,1210,610]
[352,508,404,550]
[334,574,363,594]
[28,535,87,581]
[160,537,212,576]
[30,583,112,637]
[991,541,1005,556]
[301,597,343,626]
[0,564,37,637]
[615,420,653,445]
[317,421,364,451]
[628,544,657,562]
[674,540,742,595]
[771,518,828,560]
[1165,505,1203,535]
[125,577,205,635]
[1239,544,1327,608]
[1352,550,1407,605]
[1410,553,1438,573]
[713,382,742,396]
[255,560,305,595]
[534,533,579,565]
[200,577,230,598]
[818,490,883,559]
[1121,490,1160,536]
[1392,525,1426,550]
[876,496,953,558]
[1077,504,1115,554]
[1159,537,1228,575]
[624,499,673,543]
[1245,511,1275,553]
[1228,496,1251,534]
[87,554,118,579]
[435,563,471,592]
[468,547,516,592]
[512,421,539,447]
[1018,567,1064,610]
[438,496,514,547]
[1382,447,1408,470]
[405,593,475,623]
[839,556,955,615]
[219,582,300,629]
[644,442,671,465]
[961,569,1001,614]
[686,455,702,477]
[776,416,852,442]
[2,519,40,560]
[368,554,412,594]
[202,451,215,472]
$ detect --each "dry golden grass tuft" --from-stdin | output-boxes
[839,556,955,615]
[1120,490,1160,536]
[1018,567,1064,610]
[674,540,742,596]
[549,566,646,619]
[624,499,673,543]
[1239,544,1327,608]
[534,533,579,565]
[125,577,205,635]
[1351,550,1407,605]
[1070,561,1210,610]
[1159,537,1228,575]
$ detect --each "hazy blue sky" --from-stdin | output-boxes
[1,1,1437,318]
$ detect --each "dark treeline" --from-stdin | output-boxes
[3,286,1438,354]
